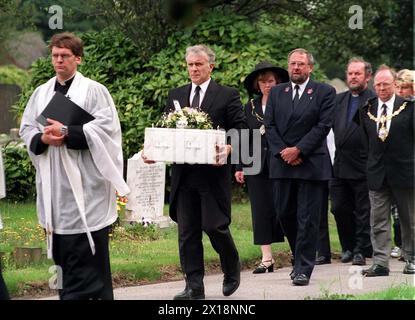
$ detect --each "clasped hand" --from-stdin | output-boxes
[280,146,303,166]
[41,118,65,146]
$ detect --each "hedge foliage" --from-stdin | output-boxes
[0,65,30,88]
[2,142,36,202]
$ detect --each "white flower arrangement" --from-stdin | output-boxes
[157,107,213,130]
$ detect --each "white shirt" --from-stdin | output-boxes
[291,77,310,100]
[377,95,395,132]
[190,78,211,108]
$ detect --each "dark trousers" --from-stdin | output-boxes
[0,263,9,300]
[176,168,239,290]
[274,179,328,278]
[330,178,372,256]
[391,204,402,247]
[317,196,331,258]
[52,226,113,300]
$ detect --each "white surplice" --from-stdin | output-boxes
[19,72,130,258]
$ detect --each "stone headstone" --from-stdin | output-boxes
[125,151,172,228]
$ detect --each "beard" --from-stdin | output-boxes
[347,82,366,93]
[290,73,308,84]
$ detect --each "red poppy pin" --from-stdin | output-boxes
[307,88,313,95]
[285,87,290,93]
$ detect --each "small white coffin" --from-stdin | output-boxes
[144,128,226,164]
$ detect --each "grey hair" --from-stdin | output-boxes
[185,45,216,64]
[288,48,314,65]
[347,57,372,77]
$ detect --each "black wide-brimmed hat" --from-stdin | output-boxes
[244,61,289,96]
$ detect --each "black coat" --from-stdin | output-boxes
[165,80,247,222]
[264,80,336,180]
[358,95,414,190]
[236,96,269,173]
[332,88,376,179]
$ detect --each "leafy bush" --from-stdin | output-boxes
[2,142,36,202]
[0,65,30,88]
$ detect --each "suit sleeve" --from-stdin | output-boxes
[295,85,335,157]
[224,88,247,130]
[264,88,287,158]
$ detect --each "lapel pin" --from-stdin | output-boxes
[307,88,313,95]
[285,87,290,93]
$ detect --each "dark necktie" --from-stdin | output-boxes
[378,104,387,133]
[191,86,201,109]
[293,85,300,109]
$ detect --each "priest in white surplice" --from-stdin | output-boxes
[19,33,129,300]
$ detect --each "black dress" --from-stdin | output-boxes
[241,97,285,245]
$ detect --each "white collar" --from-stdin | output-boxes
[192,78,211,94]
[291,77,310,93]
[378,94,395,111]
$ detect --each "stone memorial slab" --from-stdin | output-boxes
[126,152,172,228]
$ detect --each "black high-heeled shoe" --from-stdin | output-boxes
[253,259,274,274]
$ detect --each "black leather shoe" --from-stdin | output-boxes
[362,264,389,277]
[352,253,366,266]
[315,256,331,265]
[289,269,296,280]
[223,264,241,297]
[173,288,205,300]
[341,250,353,263]
[253,259,274,274]
[292,274,309,286]
[403,261,415,274]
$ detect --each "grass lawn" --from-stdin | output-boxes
[0,199,342,298]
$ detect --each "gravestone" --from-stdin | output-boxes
[125,151,172,228]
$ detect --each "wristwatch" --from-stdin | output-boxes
[60,125,68,136]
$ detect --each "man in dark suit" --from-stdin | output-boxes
[331,57,375,266]
[149,45,247,299]
[359,65,414,276]
[264,48,336,286]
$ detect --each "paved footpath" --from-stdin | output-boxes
[40,258,414,300]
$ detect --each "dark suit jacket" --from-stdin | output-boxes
[358,95,414,190]
[236,96,269,172]
[332,88,376,179]
[264,79,336,180]
[165,79,247,222]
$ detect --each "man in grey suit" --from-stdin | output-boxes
[359,65,414,276]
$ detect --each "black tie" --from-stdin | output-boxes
[191,86,201,109]
[293,85,300,109]
[378,104,387,133]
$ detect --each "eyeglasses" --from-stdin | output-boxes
[52,54,74,61]
[289,62,308,68]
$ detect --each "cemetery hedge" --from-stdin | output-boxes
[9,11,327,201]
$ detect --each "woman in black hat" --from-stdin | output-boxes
[235,61,289,273]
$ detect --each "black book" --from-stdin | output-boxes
[36,91,95,126]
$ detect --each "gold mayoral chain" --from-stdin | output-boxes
[250,99,266,135]
[367,101,408,142]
